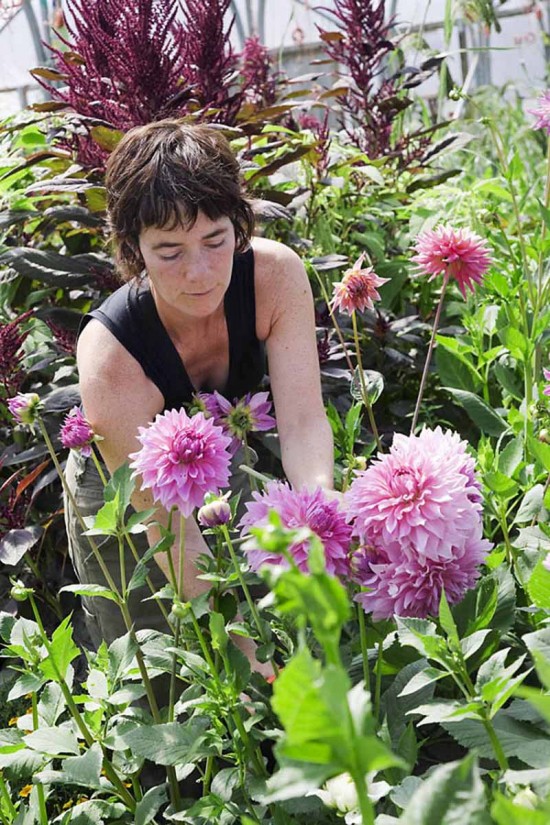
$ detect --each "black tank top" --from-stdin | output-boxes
[80,248,266,411]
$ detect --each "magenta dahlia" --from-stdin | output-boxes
[331,253,389,316]
[346,427,483,562]
[60,407,96,456]
[543,368,550,397]
[529,90,550,135]
[239,482,352,577]
[412,225,491,299]
[352,533,490,620]
[129,408,232,517]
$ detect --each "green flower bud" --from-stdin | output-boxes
[10,580,34,602]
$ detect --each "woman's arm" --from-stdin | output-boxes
[255,239,334,491]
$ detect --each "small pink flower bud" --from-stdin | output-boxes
[60,407,96,456]
[198,495,232,528]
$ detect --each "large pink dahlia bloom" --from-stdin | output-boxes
[129,409,232,517]
[412,225,491,298]
[352,534,490,620]
[346,428,483,562]
[331,253,389,316]
[239,482,352,577]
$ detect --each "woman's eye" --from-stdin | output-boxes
[206,240,224,249]
[160,252,181,261]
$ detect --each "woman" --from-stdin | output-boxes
[65,120,334,672]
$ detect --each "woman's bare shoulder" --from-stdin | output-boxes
[250,238,309,340]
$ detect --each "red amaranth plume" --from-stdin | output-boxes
[0,311,33,398]
[240,35,279,109]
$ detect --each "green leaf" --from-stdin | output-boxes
[399,754,491,825]
[514,486,546,525]
[120,719,217,766]
[528,559,550,610]
[252,763,335,803]
[443,713,550,767]
[484,471,518,498]
[39,742,103,789]
[24,726,79,756]
[59,584,119,602]
[351,368,384,406]
[435,345,479,392]
[491,793,550,825]
[498,437,524,477]
[398,667,448,698]
[438,589,459,648]
[39,615,80,683]
[444,0,453,42]
[395,618,449,664]
[529,438,550,472]
[82,496,120,536]
[501,326,529,361]
[105,463,135,515]
[444,388,508,436]
[135,784,168,825]
[108,631,138,684]
[209,612,228,653]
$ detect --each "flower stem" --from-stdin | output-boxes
[351,770,374,825]
[90,446,108,486]
[351,311,381,451]
[410,273,449,434]
[242,432,258,493]
[482,717,509,772]
[0,773,16,820]
[356,600,370,695]
[31,693,48,825]
[374,639,383,724]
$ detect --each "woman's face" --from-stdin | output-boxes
[138,212,236,319]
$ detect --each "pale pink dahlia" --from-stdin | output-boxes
[331,253,389,316]
[352,533,490,620]
[239,481,352,577]
[60,407,95,456]
[129,409,232,517]
[411,225,491,299]
[543,368,550,398]
[346,427,483,562]
[529,90,550,135]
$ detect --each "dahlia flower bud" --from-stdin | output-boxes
[60,407,97,456]
[7,392,43,426]
[10,580,34,602]
[198,494,232,528]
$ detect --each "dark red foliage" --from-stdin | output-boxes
[317,329,332,365]
[317,0,432,167]
[0,488,30,540]
[0,311,33,398]
[240,35,279,109]
[45,0,239,167]
[45,321,77,356]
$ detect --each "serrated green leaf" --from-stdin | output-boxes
[59,584,119,602]
[135,784,168,825]
[120,719,216,765]
[39,615,79,683]
[24,726,79,756]
[435,345,480,392]
[498,437,524,477]
[514,485,546,525]
[528,559,550,610]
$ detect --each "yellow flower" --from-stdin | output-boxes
[19,784,32,798]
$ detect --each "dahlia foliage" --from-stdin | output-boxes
[129,408,232,517]
[240,482,352,578]
[346,428,491,620]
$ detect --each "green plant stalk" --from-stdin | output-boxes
[31,693,48,825]
[536,138,550,306]
[351,769,374,825]
[351,311,381,450]
[0,773,16,822]
[356,600,370,695]
[190,607,266,777]
[481,717,509,772]
[220,524,277,676]
[311,267,356,377]
[410,273,449,434]
[27,594,136,811]
[168,514,186,726]
[39,423,164,727]
[118,534,127,595]
[242,432,258,493]
[374,639,383,724]
[90,445,170,625]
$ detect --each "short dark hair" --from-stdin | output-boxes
[105,120,255,281]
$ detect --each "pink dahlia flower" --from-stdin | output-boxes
[129,409,232,517]
[207,390,276,454]
[7,392,42,425]
[331,253,389,316]
[192,391,224,420]
[346,427,483,562]
[543,368,550,397]
[239,481,351,577]
[352,533,490,620]
[529,90,550,135]
[411,225,491,299]
[60,407,95,456]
